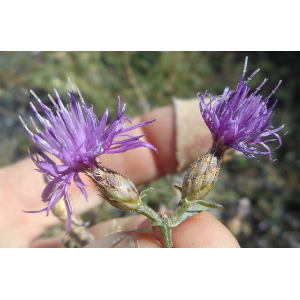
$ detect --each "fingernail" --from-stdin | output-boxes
[84,231,138,248]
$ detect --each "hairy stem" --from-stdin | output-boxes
[158,213,173,248]
[136,201,161,224]
[136,202,173,248]
[170,198,191,226]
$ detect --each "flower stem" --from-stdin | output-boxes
[136,202,173,248]
[170,198,191,227]
[158,213,173,248]
[136,201,161,224]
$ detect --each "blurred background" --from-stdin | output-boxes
[0,51,299,247]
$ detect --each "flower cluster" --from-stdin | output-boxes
[20,79,156,232]
[198,57,284,161]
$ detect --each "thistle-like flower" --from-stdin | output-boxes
[198,57,284,161]
[85,160,142,212]
[20,78,156,233]
[181,152,220,201]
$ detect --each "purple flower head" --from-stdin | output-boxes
[198,57,284,161]
[20,78,156,233]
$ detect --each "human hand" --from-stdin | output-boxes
[0,104,238,247]
[31,212,239,248]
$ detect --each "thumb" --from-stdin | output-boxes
[85,231,162,248]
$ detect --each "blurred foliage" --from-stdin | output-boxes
[0,51,299,247]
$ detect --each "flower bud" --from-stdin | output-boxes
[181,152,220,201]
[85,162,142,211]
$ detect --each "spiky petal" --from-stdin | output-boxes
[20,79,156,233]
[198,57,284,161]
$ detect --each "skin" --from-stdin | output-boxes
[0,105,239,248]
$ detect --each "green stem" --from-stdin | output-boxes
[158,213,173,248]
[170,198,191,226]
[136,201,161,224]
[136,202,173,248]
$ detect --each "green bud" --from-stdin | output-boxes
[181,152,220,201]
[85,162,142,211]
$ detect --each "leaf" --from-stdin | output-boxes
[171,202,209,227]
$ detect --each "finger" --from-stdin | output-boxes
[31,211,240,248]
[88,215,147,239]
[85,231,162,248]
[87,215,161,247]
[86,215,162,248]
[84,211,239,248]
[31,215,162,248]
[30,235,66,248]
[139,211,240,248]
[0,158,63,247]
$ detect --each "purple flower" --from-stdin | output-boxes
[20,78,156,233]
[198,57,284,161]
